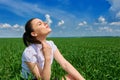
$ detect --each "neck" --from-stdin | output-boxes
[36,36,47,43]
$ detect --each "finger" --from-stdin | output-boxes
[41,42,50,48]
[41,42,47,47]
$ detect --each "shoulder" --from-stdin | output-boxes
[47,40,57,52]
[23,44,37,57]
[46,40,53,43]
[47,40,56,46]
[22,44,37,62]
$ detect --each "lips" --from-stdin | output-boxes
[46,26,49,28]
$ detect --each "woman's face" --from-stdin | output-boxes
[31,18,52,37]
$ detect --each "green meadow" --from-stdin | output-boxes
[0,37,120,80]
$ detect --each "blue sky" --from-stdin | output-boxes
[0,0,120,37]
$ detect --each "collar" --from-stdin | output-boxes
[35,44,42,50]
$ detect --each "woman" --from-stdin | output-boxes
[21,18,85,80]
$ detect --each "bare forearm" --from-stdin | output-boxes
[63,61,85,80]
[41,59,51,80]
[41,41,52,80]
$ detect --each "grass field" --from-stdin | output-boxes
[0,37,120,80]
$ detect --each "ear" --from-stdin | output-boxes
[31,32,37,37]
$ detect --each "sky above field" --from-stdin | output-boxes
[0,0,120,37]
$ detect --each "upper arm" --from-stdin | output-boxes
[25,62,42,79]
[54,48,68,68]
[22,47,42,79]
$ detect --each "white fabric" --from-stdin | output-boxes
[21,40,57,79]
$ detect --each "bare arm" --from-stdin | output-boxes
[25,62,41,79]
[41,58,51,80]
[26,59,51,80]
[25,42,52,80]
[54,48,85,80]
[41,41,52,80]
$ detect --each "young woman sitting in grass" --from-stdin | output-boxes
[21,18,85,80]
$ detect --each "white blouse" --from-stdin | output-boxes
[21,40,57,79]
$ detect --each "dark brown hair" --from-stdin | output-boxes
[23,18,40,46]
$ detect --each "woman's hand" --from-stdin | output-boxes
[41,41,52,60]
[41,41,52,80]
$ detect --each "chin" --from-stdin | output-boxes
[46,29,51,35]
[48,30,52,34]
[48,28,52,32]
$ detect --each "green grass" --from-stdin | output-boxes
[0,37,120,80]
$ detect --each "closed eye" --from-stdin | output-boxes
[38,22,42,25]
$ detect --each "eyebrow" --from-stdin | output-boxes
[37,21,42,24]
[35,21,42,26]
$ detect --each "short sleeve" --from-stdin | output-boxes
[50,41,57,52]
[22,47,37,63]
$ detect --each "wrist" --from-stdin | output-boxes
[45,57,51,61]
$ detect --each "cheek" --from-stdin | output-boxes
[37,28,51,35]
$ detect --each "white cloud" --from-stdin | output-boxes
[109,21,120,26]
[107,0,120,19]
[98,27,113,32]
[45,14,52,26]
[0,0,48,17]
[76,21,88,30]
[13,24,20,28]
[0,0,83,37]
[0,0,120,37]
[58,20,64,26]
[0,0,75,21]
[107,0,120,12]
[78,21,87,26]
[0,23,24,31]
[12,24,24,31]
[98,16,105,22]
[116,11,120,19]
[0,0,79,24]
[94,16,107,25]
[0,23,11,28]
[98,16,107,24]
